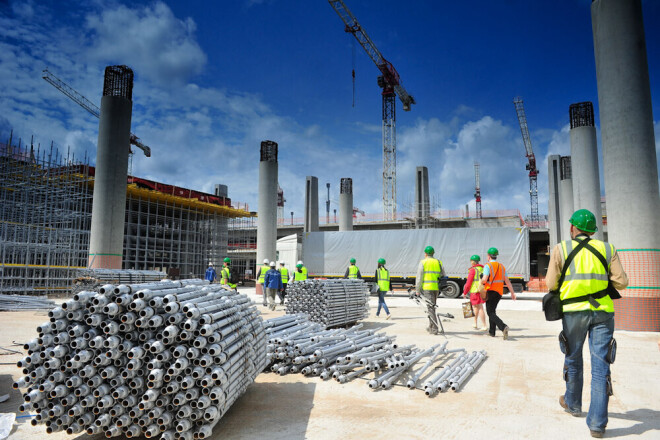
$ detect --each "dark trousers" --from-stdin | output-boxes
[278,284,287,303]
[486,291,506,335]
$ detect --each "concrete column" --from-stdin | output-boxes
[88,66,133,269]
[559,156,574,243]
[569,102,604,240]
[257,141,278,265]
[592,0,660,331]
[214,184,228,198]
[414,166,430,228]
[547,155,562,248]
[339,178,353,231]
[304,176,319,232]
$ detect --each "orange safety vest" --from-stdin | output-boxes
[485,261,504,295]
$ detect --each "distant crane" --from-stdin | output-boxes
[42,69,152,160]
[474,162,482,219]
[352,206,365,219]
[513,97,539,225]
[329,0,416,221]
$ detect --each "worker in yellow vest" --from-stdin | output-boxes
[546,209,628,439]
[480,247,517,339]
[415,246,445,335]
[374,258,391,319]
[256,258,270,306]
[278,261,289,305]
[344,258,362,279]
[220,257,237,291]
[296,260,308,279]
[463,255,486,330]
[292,263,307,282]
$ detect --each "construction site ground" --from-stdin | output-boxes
[1,289,658,440]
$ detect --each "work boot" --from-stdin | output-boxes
[559,396,581,417]
[386,314,391,320]
[590,429,605,438]
[503,326,509,340]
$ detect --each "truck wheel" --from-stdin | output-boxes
[441,281,461,298]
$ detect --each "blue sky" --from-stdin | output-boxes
[1,0,658,220]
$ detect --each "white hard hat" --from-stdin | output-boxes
[297,260,303,265]
[208,262,213,266]
[269,261,276,267]
[279,261,285,265]
[263,258,269,264]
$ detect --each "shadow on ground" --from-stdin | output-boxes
[209,381,316,440]
[606,408,660,437]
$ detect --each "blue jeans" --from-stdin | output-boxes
[376,290,390,316]
[562,310,614,432]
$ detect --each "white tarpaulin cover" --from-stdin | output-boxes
[302,227,529,280]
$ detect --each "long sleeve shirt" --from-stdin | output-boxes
[545,240,629,291]
[205,267,216,282]
[463,264,483,296]
[264,269,283,290]
[415,258,446,292]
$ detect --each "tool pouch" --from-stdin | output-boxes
[606,374,614,396]
[558,331,568,354]
[606,338,617,364]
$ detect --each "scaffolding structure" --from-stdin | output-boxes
[1,135,252,294]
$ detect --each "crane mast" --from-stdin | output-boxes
[474,162,482,219]
[42,69,151,158]
[513,97,539,225]
[329,0,415,221]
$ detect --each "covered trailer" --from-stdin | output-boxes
[301,227,530,297]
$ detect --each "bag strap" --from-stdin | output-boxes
[560,239,615,306]
[582,240,610,275]
[555,237,592,294]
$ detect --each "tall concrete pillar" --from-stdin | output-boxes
[569,102,604,240]
[339,178,353,231]
[257,141,278,265]
[304,176,319,232]
[414,166,430,228]
[547,155,562,248]
[559,156,574,242]
[88,66,133,269]
[214,184,228,198]
[592,0,660,331]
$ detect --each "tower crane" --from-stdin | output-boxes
[513,97,539,225]
[42,69,151,158]
[474,162,482,219]
[328,0,416,221]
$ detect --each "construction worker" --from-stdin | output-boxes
[375,258,391,319]
[415,246,445,335]
[220,257,237,291]
[263,261,283,311]
[292,263,307,282]
[480,247,517,339]
[278,261,288,305]
[546,209,628,439]
[256,258,270,306]
[297,260,308,279]
[344,258,362,279]
[205,263,216,283]
[463,255,487,331]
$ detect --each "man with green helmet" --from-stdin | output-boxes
[292,262,308,282]
[415,245,445,334]
[256,258,271,306]
[374,258,391,319]
[277,261,288,305]
[220,257,237,291]
[481,246,517,339]
[546,209,628,439]
[344,258,362,279]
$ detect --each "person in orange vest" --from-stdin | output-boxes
[480,247,517,339]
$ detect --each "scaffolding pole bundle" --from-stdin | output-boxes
[13,279,267,439]
[73,269,167,293]
[284,279,370,327]
[264,314,486,394]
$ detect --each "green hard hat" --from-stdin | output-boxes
[569,208,598,233]
[424,246,435,255]
[378,258,386,265]
[487,247,499,256]
[350,258,356,264]
[296,263,303,268]
[470,255,480,262]
[223,257,231,263]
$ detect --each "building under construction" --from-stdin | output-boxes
[0,138,253,294]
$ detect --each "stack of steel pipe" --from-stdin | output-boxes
[73,269,167,293]
[0,294,56,311]
[264,314,486,394]
[285,279,370,327]
[13,279,267,439]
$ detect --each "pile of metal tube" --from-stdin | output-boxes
[264,314,486,394]
[285,279,370,327]
[0,294,56,311]
[13,279,267,439]
[73,269,167,293]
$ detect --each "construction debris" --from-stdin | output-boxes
[13,279,266,438]
[264,314,486,394]
[285,279,370,327]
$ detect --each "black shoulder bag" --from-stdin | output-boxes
[542,238,591,321]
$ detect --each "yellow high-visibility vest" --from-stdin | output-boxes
[221,267,236,289]
[279,267,289,284]
[258,265,269,283]
[421,257,443,291]
[469,266,484,293]
[294,270,307,281]
[377,267,390,292]
[348,265,359,279]
[560,238,614,313]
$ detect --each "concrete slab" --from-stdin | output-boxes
[1,288,658,440]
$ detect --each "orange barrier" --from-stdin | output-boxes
[614,249,660,332]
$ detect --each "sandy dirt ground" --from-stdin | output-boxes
[0,290,658,440]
